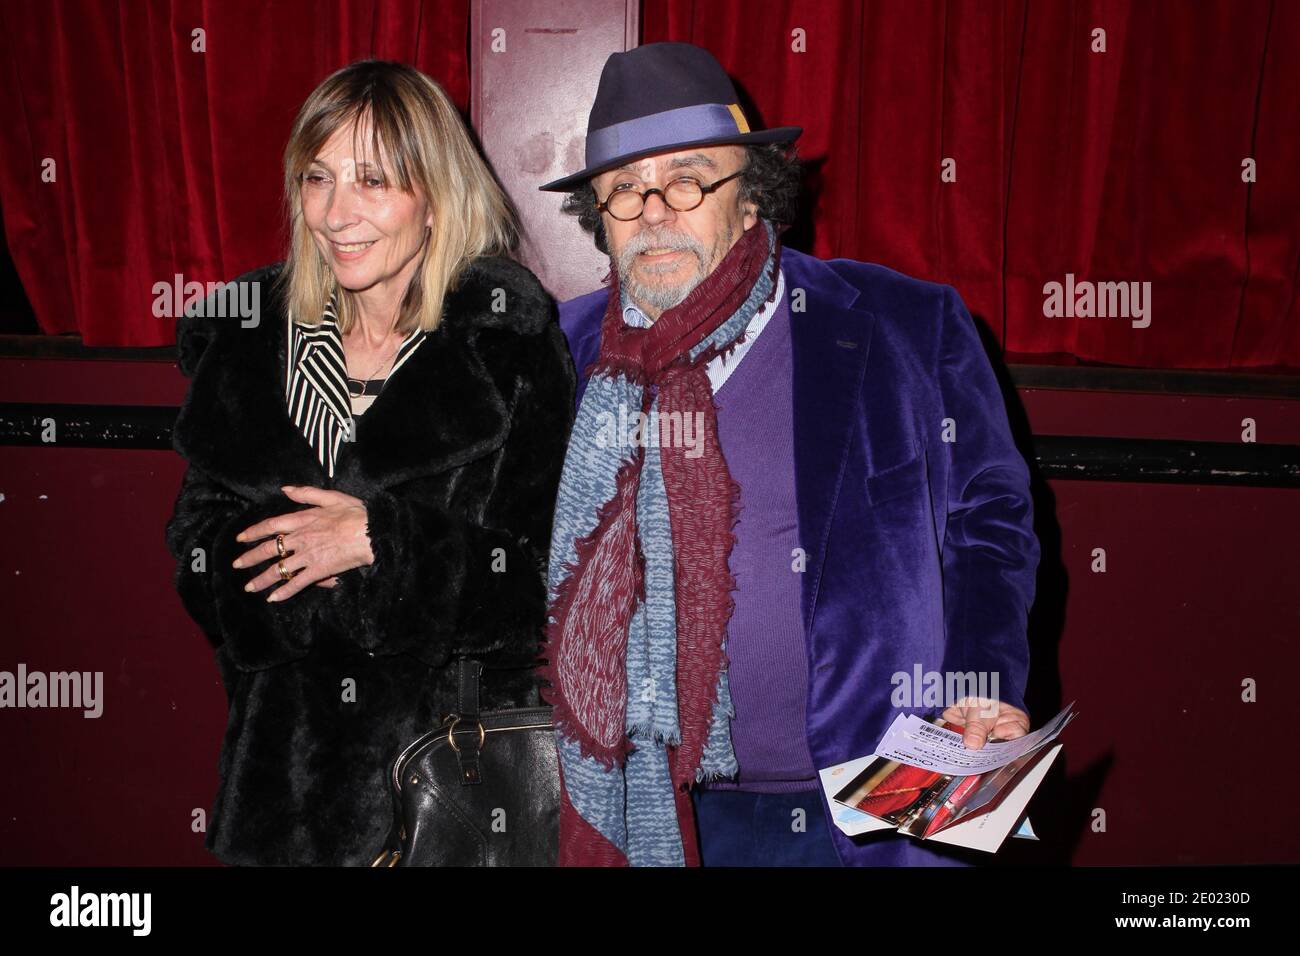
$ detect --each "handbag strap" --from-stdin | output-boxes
[453,658,484,786]
[457,657,482,719]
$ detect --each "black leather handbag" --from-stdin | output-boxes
[370,659,559,866]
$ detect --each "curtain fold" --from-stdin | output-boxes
[643,0,1299,369]
[0,0,470,346]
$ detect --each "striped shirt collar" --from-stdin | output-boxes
[285,290,427,477]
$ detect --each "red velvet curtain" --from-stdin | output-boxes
[644,0,1300,370]
[0,0,469,346]
[1,1,1296,367]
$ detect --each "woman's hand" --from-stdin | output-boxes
[232,485,375,602]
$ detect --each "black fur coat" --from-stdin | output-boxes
[165,257,575,866]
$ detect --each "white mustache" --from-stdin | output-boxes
[625,231,705,257]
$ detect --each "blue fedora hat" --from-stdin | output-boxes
[538,42,801,192]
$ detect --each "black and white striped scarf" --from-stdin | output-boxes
[285,291,425,477]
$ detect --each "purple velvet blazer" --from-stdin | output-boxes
[558,245,1040,866]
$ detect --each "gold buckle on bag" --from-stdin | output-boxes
[446,716,486,753]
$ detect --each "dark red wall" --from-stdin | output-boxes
[2,355,1296,865]
[1015,386,1300,864]
[0,358,218,865]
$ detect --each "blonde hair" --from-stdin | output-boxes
[278,59,518,335]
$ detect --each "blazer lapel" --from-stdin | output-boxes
[290,314,352,474]
[785,248,876,636]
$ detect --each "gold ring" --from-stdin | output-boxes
[277,560,294,582]
[276,534,288,558]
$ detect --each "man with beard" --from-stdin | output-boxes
[537,42,1040,867]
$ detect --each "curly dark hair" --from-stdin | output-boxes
[560,141,802,255]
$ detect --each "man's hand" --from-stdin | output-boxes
[941,697,1030,750]
[232,485,375,602]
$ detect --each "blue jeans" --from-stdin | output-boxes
[691,787,842,866]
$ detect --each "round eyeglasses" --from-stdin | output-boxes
[596,169,744,221]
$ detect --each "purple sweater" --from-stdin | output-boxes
[702,291,819,793]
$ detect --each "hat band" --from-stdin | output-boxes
[585,102,751,171]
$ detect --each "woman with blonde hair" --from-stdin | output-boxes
[165,59,573,866]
